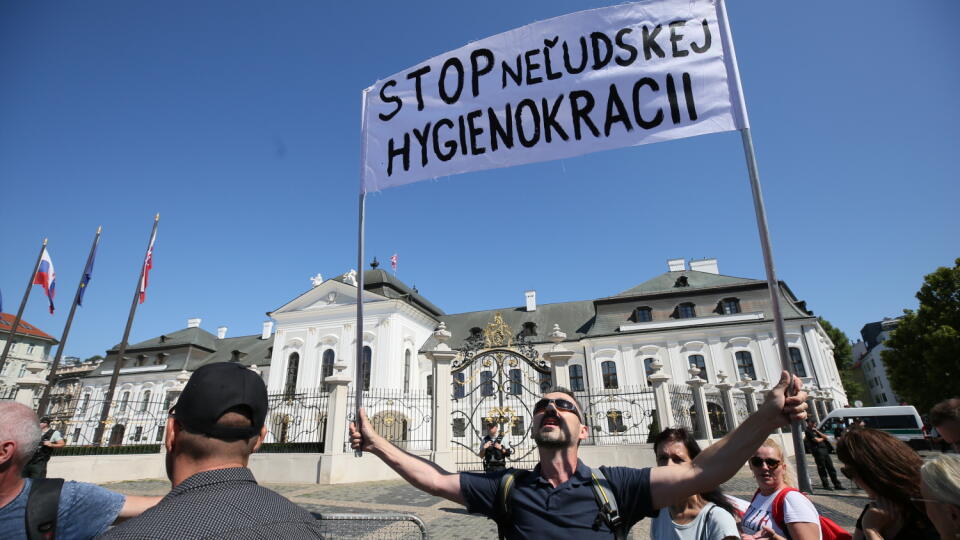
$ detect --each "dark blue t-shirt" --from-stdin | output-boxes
[460,459,655,539]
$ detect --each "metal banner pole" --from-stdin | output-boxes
[354,192,366,457]
[37,226,102,415]
[739,127,813,493]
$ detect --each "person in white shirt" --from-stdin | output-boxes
[740,438,820,540]
[649,427,739,540]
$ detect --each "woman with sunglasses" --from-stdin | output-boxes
[920,453,960,539]
[835,428,938,540]
[741,438,821,539]
[650,428,739,540]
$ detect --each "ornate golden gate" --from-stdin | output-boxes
[450,313,552,472]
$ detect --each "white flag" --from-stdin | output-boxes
[361,0,747,192]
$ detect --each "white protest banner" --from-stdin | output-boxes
[361,0,748,193]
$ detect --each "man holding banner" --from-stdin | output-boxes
[354,0,814,494]
[351,373,807,538]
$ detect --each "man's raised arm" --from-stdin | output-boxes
[350,408,464,505]
[649,370,808,509]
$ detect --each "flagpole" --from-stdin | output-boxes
[0,238,47,375]
[354,192,366,457]
[715,0,812,494]
[37,226,101,416]
[93,215,158,446]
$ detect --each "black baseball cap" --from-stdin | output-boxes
[171,362,268,440]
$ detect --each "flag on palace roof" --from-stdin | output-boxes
[33,248,56,314]
[390,253,398,272]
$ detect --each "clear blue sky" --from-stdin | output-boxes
[2,1,958,360]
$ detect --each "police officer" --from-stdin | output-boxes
[804,419,843,491]
[479,422,511,472]
[22,416,65,479]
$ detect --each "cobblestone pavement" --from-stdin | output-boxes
[103,454,876,539]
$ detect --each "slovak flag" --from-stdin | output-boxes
[34,248,56,314]
[139,228,156,304]
[390,253,398,272]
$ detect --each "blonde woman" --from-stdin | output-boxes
[920,453,960,539]
[740,438,821,540]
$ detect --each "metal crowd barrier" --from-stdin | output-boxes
[312,512,427,539]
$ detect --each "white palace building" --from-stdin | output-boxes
[67,257,847,456]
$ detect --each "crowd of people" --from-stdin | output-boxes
[0,364,958,539]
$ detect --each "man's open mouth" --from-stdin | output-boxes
[541,416,561,428]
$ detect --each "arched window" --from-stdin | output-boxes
[481,371,494,396]
[569,365,584,391]
[601,361,619,389]
[643,358,657,385]
[675,303,696,319]
[140,390,152,412]
[606,410,626,433]
[788,347,807,377]
[284,352,299,397]
[119,391,130,412]
[453,372,465,399]
[508,369,521,395]
[632,307,653,323]
[403,350,411,393]
[321,349,335,392]
[735,351,756,380]
[361,346,372,391]
[719,298,741,315]
[688,354,708,382]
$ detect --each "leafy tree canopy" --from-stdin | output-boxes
[883,258,960,413]
[818,317,866,403]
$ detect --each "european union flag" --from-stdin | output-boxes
[77,242,98,306]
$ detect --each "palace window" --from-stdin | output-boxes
[508,369,522,395]
[140,390,152,412]
[689,354,708,381]
[631,307,653,322]
[675,303,696,319]
[361,346,372,391]
[607,410,627,433]
[719,298,741,315]
[539,371,552,393]
[643,358,657,385]
[512,417,526,437]
[735,351,756,380]
[788,347,807,377]
[452,418,466,438]
[284,352,299,397]
[480,371,494,396]
[601,361,619,389]
[426,374,433,396]
[403,350,411,393]
[569,365,584,391]
[521,322,537,337]
[453,372,465,399]
[119,391,130,412]
[321,349,335,392]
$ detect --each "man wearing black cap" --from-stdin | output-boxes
[100,362,324,539]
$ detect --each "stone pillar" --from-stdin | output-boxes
[648,359,674,433]
[425,323,457,470]
[806,397,822,426]
[316,361,352,483]
[543,324,574,389]
[715,370,739,432]
[738,377,759,414]
[815,397,828,422]
[687,365,713,442]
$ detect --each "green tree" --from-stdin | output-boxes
[883,258,960,412]
[818,317,867,403]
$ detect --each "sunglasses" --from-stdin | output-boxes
[533,398,581,420]
[750,457,781,468]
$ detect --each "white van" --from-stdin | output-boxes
[817,406,926,447]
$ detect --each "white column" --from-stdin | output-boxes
[543,324,574,389]
[687,365,713,442]
[648,359,674,433]
[583,342,601,392]
[715,370,739,431]
[756,333,776,382]
[318,361,356,484]
[425,323,457,470]
[738,377,759,414]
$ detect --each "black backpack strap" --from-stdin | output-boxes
[589,467,626,540]
[494,469,526,540]
[25,478,64,540]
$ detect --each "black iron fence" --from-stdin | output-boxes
[575,386,658,445]
[344,388,432,452]
[263,388,329,452]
